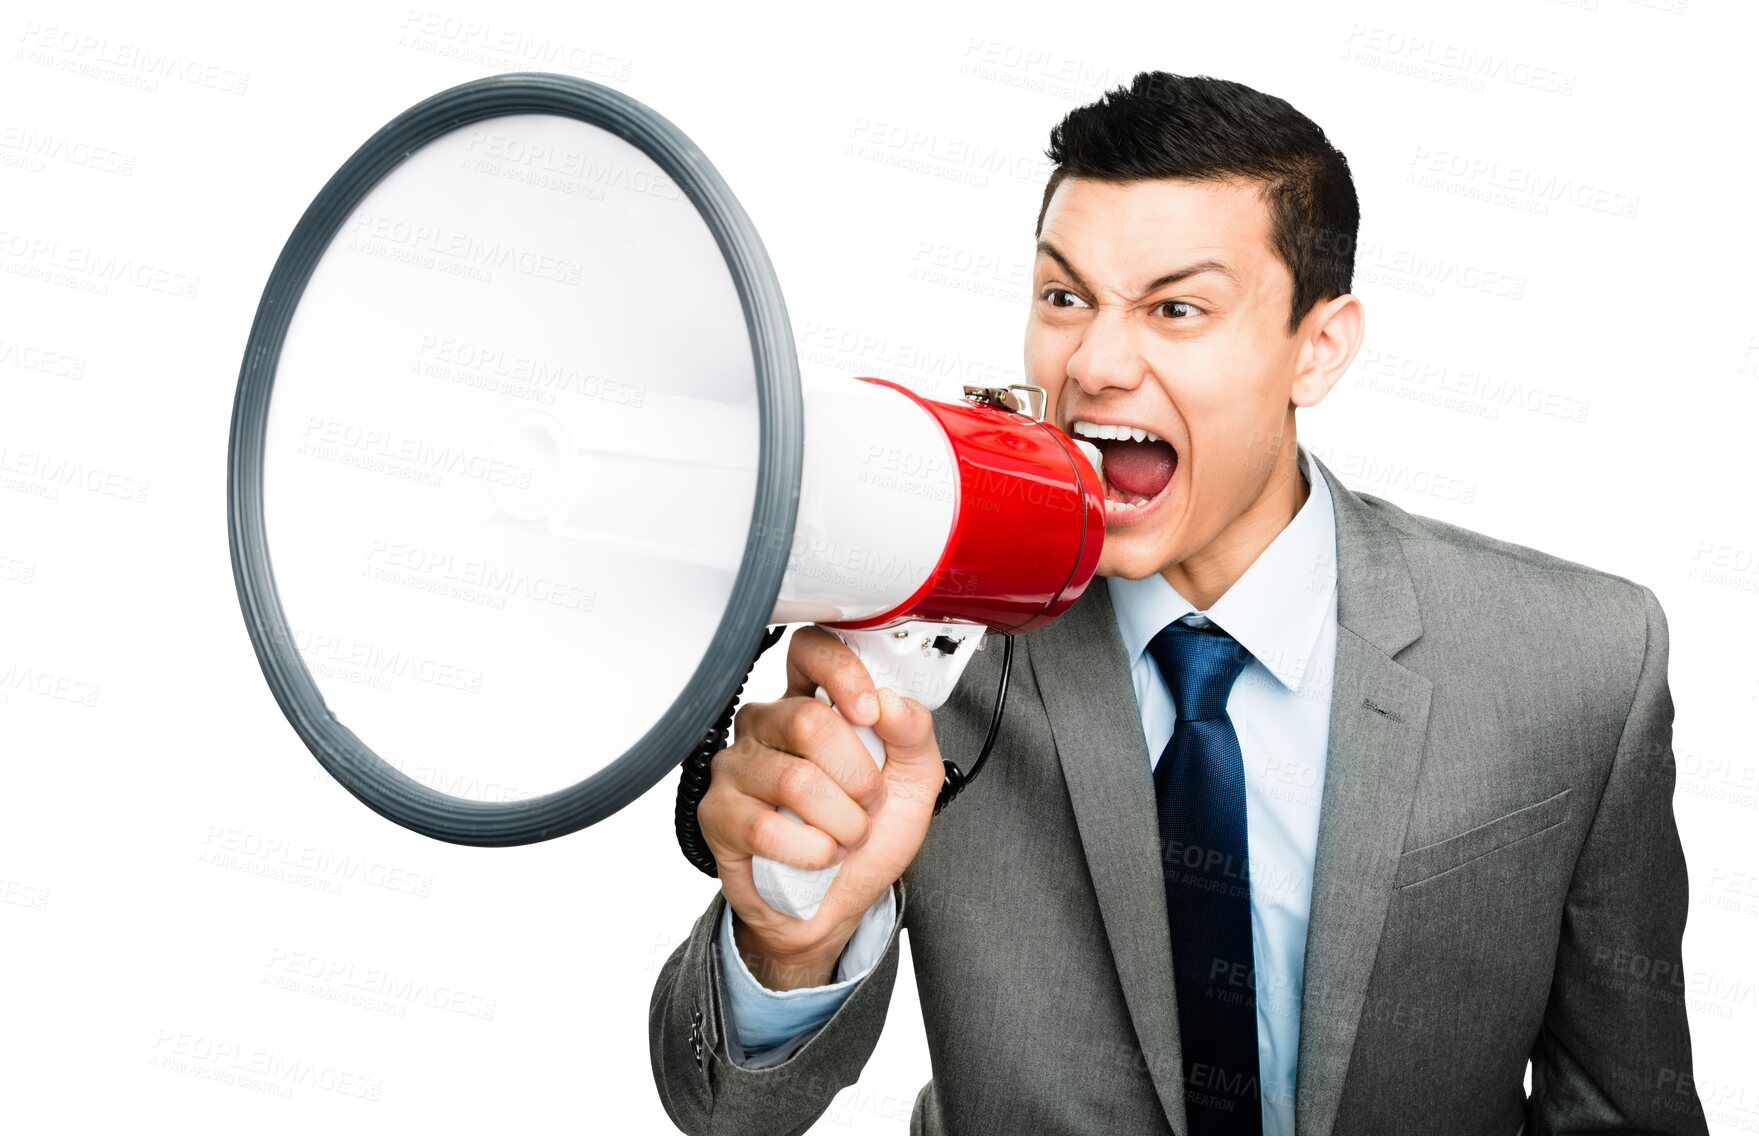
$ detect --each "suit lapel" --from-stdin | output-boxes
[1026,580,1191,1135]
[1028,453,1434,1136]
[1294,454,1433,1136]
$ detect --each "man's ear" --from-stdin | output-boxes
[1291,293,1364,409]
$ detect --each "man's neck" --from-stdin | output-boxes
[1159,445,1311,611]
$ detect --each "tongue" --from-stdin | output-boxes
[1100,439,1177,497]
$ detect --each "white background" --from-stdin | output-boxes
[3,0,1757,1132]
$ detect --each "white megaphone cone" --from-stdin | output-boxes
[231,73,1109,853]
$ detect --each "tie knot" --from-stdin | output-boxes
[1146,620,1253,722]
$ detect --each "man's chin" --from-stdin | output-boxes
[1094,543,1178,582]
[1095,567,1161,582]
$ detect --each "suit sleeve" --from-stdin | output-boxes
[649,878,908,1135]
[717,888,898,1067]
[1526,584,1709,1134]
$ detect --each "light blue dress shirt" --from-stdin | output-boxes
[717,443,1339,1135]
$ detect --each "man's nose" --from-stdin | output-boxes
[1066,312,1145,396]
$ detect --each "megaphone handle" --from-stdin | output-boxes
[752,700,882,920]
[750,622,984,921]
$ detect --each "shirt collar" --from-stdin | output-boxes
[1106,441,1338,693]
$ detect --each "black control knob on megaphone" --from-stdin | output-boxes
[227,74,1105,865]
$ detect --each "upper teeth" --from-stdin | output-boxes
[1072,420,1162,444]
[1072,439,1103,480]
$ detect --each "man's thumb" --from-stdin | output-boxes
[868,688,940,771]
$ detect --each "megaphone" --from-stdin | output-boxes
[227,74,1105,917]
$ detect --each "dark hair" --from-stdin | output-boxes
[1037,71,1358,336]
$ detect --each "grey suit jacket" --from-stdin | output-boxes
[649,452,1708,1135]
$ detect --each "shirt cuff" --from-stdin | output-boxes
[715,885,898,1068]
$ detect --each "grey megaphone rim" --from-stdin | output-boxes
[227,73,802,846]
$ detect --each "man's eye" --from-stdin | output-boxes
[1042,288,1089,309]
[1156,301,1200,318]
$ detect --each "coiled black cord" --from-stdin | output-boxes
[932,634,1012,815]
[673,631,1015,877]
[675,626,784,878]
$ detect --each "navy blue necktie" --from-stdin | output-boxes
[1148,618,1262,1136]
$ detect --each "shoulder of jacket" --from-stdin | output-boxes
[1348,487,1657,632]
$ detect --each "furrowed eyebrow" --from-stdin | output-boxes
[1035,240,1239,300]
[1138,258,1238,296]
[1035,241,1095,297]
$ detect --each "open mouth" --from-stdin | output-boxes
[1068,419,1179,523]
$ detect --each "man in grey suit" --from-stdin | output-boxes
[650,71,1707,1135]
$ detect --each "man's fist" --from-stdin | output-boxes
[698,625,944,990]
